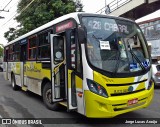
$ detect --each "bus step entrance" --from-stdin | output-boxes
[22,86,28,91]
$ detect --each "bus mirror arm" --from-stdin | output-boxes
[78,27,86,44]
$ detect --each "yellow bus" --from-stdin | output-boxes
[3,12,154,118]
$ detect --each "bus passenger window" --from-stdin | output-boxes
[38,31,50,59]
[14,42,20,61]
[8,45,14,61]
[28,36,37,60]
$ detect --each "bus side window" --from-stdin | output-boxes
[28,36,37,60]
[14,42,20,61]
[8,45,14,61]
[38,31,50,59]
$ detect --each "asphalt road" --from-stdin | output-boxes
[0,72,160,127]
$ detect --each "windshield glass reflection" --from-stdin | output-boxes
[82,17,150,73]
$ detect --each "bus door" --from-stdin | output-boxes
[65,29,79,111]
[51,29,80,111]
[20,42,27,87]
[50,34,66,102]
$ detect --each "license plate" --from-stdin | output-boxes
[128,98,138,105]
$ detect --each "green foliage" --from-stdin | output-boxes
[4,0,83,42]
[4,28,17,42]
[76,0,83,12]
[0,44,4,57]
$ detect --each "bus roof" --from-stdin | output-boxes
[5,12,134,47]
[5,12,82,46]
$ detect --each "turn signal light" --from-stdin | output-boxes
[78,92,83,97]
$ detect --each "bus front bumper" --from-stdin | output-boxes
[84,85,154,118]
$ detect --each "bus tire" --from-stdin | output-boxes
[42,82,59,110]
[0,68,3,72]
[11,74,19,90]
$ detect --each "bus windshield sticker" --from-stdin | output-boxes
[130,60,150,71]
[100,41,110,50]
[130,63,138,71]
[142,60,150,68]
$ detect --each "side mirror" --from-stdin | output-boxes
[78,27,86,43]
[53,36,64,63]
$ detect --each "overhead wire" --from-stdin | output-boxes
[3,0,43,32]
[0,0,12,13]
[7,1,19,11]
[1,0,36,29]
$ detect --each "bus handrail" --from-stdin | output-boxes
[54,60,65,74]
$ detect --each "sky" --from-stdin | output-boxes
[0,0,159,46]
[0,0,19,45]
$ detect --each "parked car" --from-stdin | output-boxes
[152,59,160,86]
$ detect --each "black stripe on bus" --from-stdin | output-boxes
[110,88,145,96]
[107,79,147,86]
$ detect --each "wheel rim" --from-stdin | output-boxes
[46,89,52,104]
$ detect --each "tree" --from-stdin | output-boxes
[0,44,4,58]
[4,0,83,42]
[4,28,17,42]
[75,0,83,12]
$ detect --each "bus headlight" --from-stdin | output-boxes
[87,79,108,98]
[148,79,153,90]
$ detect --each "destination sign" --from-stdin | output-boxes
[87,20,129,33]
[82,17,133,34]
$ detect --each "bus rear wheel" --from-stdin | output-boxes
[11,74,19,90]
[0,68,3,72]
[42,82,59,110]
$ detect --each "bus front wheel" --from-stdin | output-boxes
[11,74,19,90]
[42,82,59,110]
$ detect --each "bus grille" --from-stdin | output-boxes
[110,88,145,96]
[107,79,147,87]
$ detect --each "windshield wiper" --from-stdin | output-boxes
[129,48,146,71]
[114,51,121,73]
[92,34,102,43]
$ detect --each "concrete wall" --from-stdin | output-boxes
[148,0,159,3]
[109,0,146,16]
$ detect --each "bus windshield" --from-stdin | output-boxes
[82,17,150,73]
